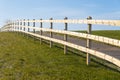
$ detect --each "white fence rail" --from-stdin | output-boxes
[1,17,120,68]
[15,25,120,47]
[15,19,120,26]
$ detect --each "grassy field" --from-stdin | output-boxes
[0,32,120,80]
[79,30,120,40]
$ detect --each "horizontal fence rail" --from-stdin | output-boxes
[1,17,120,69]
[14,25,120,47]
[14,19,120,26]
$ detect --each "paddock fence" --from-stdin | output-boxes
[1,16,120,69]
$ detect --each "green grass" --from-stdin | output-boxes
[77,30,120,40]
[0,32,120,80]
[92,30,120,40]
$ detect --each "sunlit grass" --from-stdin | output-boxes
[76,30,120,40]
[0,32,120,80]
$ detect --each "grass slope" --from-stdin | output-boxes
[78,30,120,40]
[0,32,120,80]
[92,30,120,40]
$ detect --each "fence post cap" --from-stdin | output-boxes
[50,18,53,20]
[87,16,92,20]
[64,17,68,20]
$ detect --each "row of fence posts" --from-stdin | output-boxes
[12,16,92,65]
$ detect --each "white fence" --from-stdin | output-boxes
[1,17,120,68]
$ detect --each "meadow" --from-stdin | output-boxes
[0,31,120,80]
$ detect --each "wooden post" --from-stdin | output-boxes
[50,18,53,48]
[23,19,25,31]
[28,19,30,32]
[14,21,16,31]
[27,19,30,39]
[64,17,68,54]
[33,19,35,40]
[18,20,20,34]
[20,20,22,34]
[23,19,26,36]
[12,21,14,31]
[14,21,16,32]
[19,20,20,32]
[16,21,17,31]
[17,20,19,34]
[17,20,19,32]
[40,19,43,44]
[33,19,35,33]
[86,16,92,65]
[13,21,15,31]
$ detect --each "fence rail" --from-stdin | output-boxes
[15,19,120,26]
[1,17,120,68]
[14,25,120,47]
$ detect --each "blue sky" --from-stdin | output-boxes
[0,0,120,30]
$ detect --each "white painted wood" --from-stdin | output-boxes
[15,19,120,26]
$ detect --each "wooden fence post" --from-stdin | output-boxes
[13,21,15,31]
[50,18,53,48]
[64,17,68,54]
[17,20,19,31]
[24,19,26,31]
[16,21,18,32]
[15,21,16,32]
[14,21,16,32]
[18,20,20,34]
[40,19,43,44]
[14,21,16,31]
[17,20,20,34]
[27,19,30,39]
[23,19,26,36]
[33,19,35,41]
[20,20,22,34]
[18,20,20,32]
[28,19,30,32]
[86,16,92,65]
[11,21,13,31]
